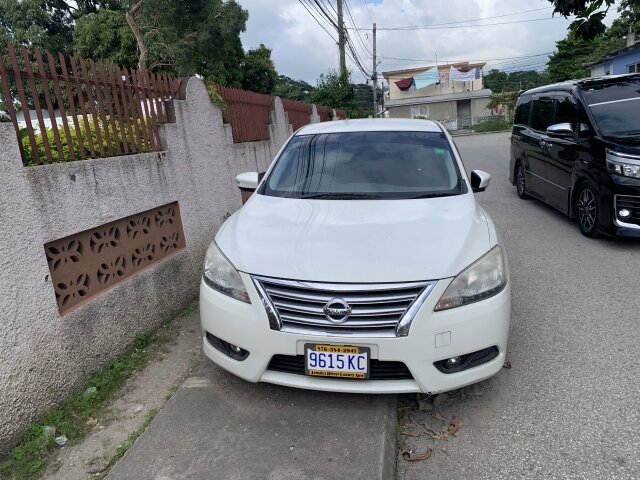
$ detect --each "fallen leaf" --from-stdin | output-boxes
[432,412,447,422]
[503,361,512,369]
[403,448,433,462]
[447,416,462,436]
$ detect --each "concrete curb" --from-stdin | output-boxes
[380,395,399,480]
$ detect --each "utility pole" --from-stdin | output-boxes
[337,0,347,78]
[372,22,378,117]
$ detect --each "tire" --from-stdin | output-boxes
[575,182,600,238]
[515,162,528,199]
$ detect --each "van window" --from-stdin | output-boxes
[554,94,578,127]
[514,97,531,125]
[530,97,554,131]
[581,78,640,136]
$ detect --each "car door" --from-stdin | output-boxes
[524,95,555,199]
[544,93,579,213]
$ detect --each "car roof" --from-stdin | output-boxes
[295,118,443,135]
[521,73,640,97]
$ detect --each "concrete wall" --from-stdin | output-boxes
[470,98,493,119]
[0,78,308,451]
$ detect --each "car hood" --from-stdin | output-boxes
[216,193,493,283]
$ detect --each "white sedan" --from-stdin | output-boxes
[200,118,510,394]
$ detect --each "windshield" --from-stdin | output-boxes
[260,131,464,200]
[582,78,640,136]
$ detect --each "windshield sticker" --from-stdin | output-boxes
[433,148,448,155]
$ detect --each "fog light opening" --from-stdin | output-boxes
[618,208,631,219]
[206,332,250,361]
[446,356,462,368]
[434,346,499,374]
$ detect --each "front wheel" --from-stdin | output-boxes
[576,182,600,238]
[515,162,528,199]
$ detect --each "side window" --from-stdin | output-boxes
[554,94,578,127]
[514,97,531,125]
[530,97,554,132]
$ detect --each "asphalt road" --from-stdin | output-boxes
[399,132,640,480]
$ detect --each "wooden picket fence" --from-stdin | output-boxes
[0,42,181,165]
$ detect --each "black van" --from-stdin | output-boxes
[509,73,640,237]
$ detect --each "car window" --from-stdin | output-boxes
[261,131,464,199]
[554,94,578,127]
[581,78,640,136]
[514,96,532,125]
[530,96,554,132]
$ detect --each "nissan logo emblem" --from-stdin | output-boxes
[323,298,352,324]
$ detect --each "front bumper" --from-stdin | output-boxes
[199,274,511,394]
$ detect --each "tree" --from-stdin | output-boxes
[240,44,278,95]
[487,91,519,122]
[122,0,248,83]
[549,0,640,38]
[310,69,358,117]
[547,2,639,82]
[0,0,75,53]
[273,75,315,102]
[73,8,137,68]
[484,69,509,92]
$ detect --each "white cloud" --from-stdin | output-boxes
[239,0,618,85]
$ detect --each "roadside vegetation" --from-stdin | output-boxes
[0,301,197,480]
[472,120,512,133]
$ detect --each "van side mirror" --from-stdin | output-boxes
[546,123,574,138]
[236,171,259,204]
[578,123,591,138]
[470,170,491,193]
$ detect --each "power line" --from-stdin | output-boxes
[381,52,553,64]
[354,16,563,31]
[344,0,373,57]
[361,0,374,23]
[298,0,338,43]
[348,6,553,30]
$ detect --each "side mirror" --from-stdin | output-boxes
[578,123,591,138]
[236,171,259,204]
[546,123,574,138]
[470,170,491,193]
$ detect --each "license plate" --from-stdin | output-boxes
[304,344,370,379]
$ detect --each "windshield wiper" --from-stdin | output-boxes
[298,193,383,199]
[406,192,461,199]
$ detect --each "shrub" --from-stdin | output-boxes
[472,120,512,133]
[21,116,153,166]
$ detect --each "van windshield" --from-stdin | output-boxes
[260,131,464,200]
[582,78,640,136]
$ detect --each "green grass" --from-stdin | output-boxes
[106,409,157,473]
[0,300,198,479]
[179,301,199,319]
[472,119,512,133]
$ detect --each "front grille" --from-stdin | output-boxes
[252,276,436,337]
[268,354,414,380]
[616,195,640,226]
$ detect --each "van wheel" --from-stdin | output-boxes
[576,182,599,238]
[515,162,528,199]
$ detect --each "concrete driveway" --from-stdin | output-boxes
[398,132,639,480]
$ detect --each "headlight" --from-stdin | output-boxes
[203,242,250,303]
[435,246,507,311]
[606,150,640,179]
